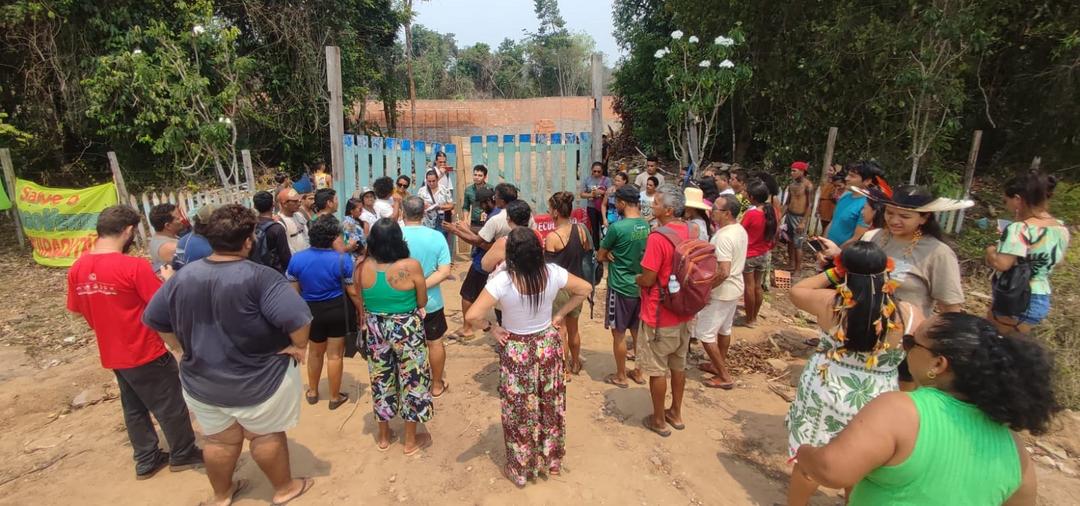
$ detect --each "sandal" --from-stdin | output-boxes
[270,477,315,506]
[403,432,433,456]
[376,430,396,452]
[604,374,629,389]
[432,380,450,399]
[328,392,349,410]
[628,369,646,385]
[664,409,686,430]
[642,415,671,437]
[305,389,318,405]
[197,478,249,506]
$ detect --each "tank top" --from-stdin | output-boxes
[148,234,177,271]
[848,387,1021,505]
[544,224,586,279]
[361,269,418,314]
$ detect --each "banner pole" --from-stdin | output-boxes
[0,148,25,248]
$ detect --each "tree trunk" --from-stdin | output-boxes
[404,0,417,141]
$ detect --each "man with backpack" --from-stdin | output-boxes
[636,184,717,437]
[251,191,291,274]
[277,188,310,253]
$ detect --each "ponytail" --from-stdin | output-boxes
[747,180,777,240]
[926,313,1061,435]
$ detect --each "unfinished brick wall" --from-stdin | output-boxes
[355,96,621,141]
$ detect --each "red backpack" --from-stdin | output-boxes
[653,223,717,317]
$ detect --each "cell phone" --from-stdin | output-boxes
[808,238,826,253]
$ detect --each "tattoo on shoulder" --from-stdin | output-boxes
[395,269,409,282]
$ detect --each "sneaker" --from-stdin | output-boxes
[170,448,205,472]
[135,451,170,481]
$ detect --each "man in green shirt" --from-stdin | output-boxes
[462,165,489,229]
[597,185,651,388]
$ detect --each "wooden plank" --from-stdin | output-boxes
[470,135,485,169]
[357,135,372,190]
[486,135,500,182]
[445,143,458,171]
[325,45,346,219]
[129,194,148,244]
[590,52,604,164]
[0,148,26,248]
[579,131,592,182]
[519,134,534,210]
[343,134,358,199]
[536,134,550,208]
[372,137,386,181]
[808,127,838,236]
[561,133,577,197]
[107,151,132,208]
[502,134,517,191]
[241,149,256,192]
[399,140,413,186]
[550,133,569,196]
[955,130,983,234]
[414,140,427,183]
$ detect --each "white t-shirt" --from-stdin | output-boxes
[373,198,395,219]
[360,208,378,230]
[478,209,536,243]
[419,185,453,228]
[276,212,309,253]
[484,264,569,334]
[635,171,665,189]
[711,223,748,301]
[719,188,736,196]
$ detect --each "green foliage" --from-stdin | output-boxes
[611,0,676,157]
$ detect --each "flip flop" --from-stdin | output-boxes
[664,410,686,430]
[432,380,450,399]
[197,478,249,506]
[698,362,720,375]
[628,370,646,385]
[704,379,735,390]
[604,374,629,389]
[376,429,396,452]
[305,390,318,405]
[270,477,314,506]
[403,433,433,456]
[328,392,349,410]
[642,416,671,437]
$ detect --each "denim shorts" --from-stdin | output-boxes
[995,293,1052,326]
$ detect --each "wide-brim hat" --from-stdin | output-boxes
[684,187,710,211]
[851,184,973,213]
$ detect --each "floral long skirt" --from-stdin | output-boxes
[499,326,566,485]
[364,310,433,423]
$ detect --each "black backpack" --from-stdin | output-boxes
[991,223,1040,318]
[251,220,283,271]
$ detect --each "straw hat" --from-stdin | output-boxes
[684,187,710,211]
[851,184,973,213]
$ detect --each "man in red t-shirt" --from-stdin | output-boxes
[67,205,202,479]
[636,185,695,437]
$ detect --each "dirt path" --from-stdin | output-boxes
[1,248,1079,505]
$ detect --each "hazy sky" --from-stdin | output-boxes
[413,0,622,63]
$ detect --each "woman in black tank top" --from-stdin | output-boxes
[544,192,592,375]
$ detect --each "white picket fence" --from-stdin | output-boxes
[129,185,251,243]
[779,188,967,238]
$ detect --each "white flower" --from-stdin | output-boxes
[224,117,232,125]
[192,25,205,35]
[688,35,699,43]
[719,59,735,68]
[671,30,683,40]
[665,74,674,81]
[132,48,143,55]
[714,35,735,46]
[699,60,711,68]
[218,116,226,123]
[654,48,666,59]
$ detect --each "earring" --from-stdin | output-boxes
[926,370,937,380]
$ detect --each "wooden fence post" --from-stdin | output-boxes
[107,151,147,245]
[325,45,346,220]
[590,53,603,165]
[241,149,256,192]
[1030,156,1042,171]
[0,148,25,248]
[807,127,838,236]
[954,130,983,234]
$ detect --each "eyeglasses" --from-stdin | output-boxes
[901,334,933,353]
[397,183,408,188]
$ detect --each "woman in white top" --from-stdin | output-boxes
[465,227,591,487]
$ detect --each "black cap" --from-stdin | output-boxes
[615,184,641,204]
[475,187,495,202]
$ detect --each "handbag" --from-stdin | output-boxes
[339,254,362,359]
[990,223,1039,318]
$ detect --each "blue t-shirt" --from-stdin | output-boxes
[286,248,353,302]
[173,232,213,270]
[826,191,868,245]
[402,225,452,312]
[471,207,502,272]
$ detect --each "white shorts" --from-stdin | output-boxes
[183,363,302,436]
[691,298,739,343]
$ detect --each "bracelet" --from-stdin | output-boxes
[824,268,842,286]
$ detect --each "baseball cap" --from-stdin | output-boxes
[475,187,495,202]
[615,184,641,203]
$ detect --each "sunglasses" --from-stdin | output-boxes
[901,334,933,353]
[397,183,408,188]
[286,199,300,204]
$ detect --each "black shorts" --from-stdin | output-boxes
[605,289,641,333]
[307,296,348,343]
[423,308,449,341]
[459,266,489,303]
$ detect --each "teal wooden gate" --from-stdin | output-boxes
[468,132,593,213]
[340,135,458,204]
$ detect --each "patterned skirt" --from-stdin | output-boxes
[364,310,432,423]
[500,326,566,485]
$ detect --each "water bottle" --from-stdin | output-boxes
[667,274,681,294]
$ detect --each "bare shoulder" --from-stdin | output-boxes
[397,258,423,273]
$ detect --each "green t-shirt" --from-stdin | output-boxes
[997,221,1071,295]
[599,217,650,297]
[462,183,488,225]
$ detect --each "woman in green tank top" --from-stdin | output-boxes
[355,218,433,456]
[792,313,1060,505]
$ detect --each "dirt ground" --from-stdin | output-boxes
[2,227,1080,505]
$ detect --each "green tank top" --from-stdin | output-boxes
[849,387,1020,505]
[361,270,418,314]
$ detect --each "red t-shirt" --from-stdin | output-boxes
[639,221,695,328]
[742,207,773,258]
[66,252,167,369]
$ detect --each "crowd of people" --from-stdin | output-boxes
[65,153,1070,504]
